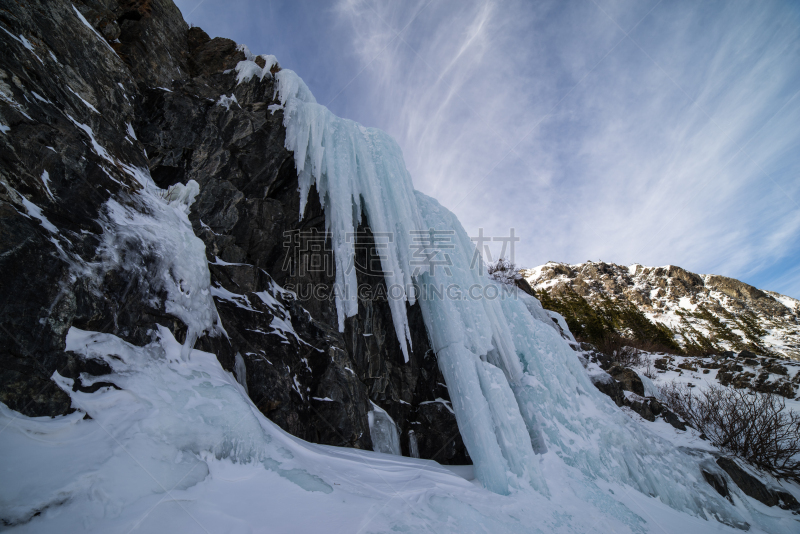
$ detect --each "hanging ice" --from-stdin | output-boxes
[368,402,401,456]
[269,67,426,362]
[408,429,420,459]
[235,59,754,525]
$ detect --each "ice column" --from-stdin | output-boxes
[272,68,427,362]
[368,402,401,456]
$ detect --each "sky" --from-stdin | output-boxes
[174,0,800,299]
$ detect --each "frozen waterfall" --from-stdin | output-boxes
[259,60,753,526]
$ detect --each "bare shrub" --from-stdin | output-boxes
[660,382,800,482]
[627,337,682,356]
[642,356,656,380]
[599,333,642,367]
[487,258,521,285]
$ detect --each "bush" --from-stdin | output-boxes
[598,333,643,367]
[660,382,800,482]
[487,258,521,285]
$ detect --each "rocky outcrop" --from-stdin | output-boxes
[585,352,689,429]
[524,261,800,360]
[0,0,467,463]
[0,0,152,416]
[607,364,644,396]
[702,468,732,502]
[717,458,800,511]
[589,374,626,407]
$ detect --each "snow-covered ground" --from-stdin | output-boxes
[2,329,797,533]
[630,351,800,420]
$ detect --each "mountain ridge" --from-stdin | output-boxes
[523,261,800,360]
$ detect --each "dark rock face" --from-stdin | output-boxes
[590,375,626,407]
[0,0,468,463]
[661,409,687,431]
[627,397,655,422]
[0,0,152,416]
[587,357,689,429]
[717,458,800,510]
[702,469,731,501]
[607,365,645,396]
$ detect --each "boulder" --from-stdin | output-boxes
[590,374,626,407]
[607,365,644,396]
[661,409,687,431]
[716,457,800,510]
[702,469,731,501]
[628,396,655,422]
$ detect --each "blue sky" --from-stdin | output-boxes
[175,0,800,299]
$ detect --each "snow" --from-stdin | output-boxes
[71,5,115,54]
[547,309,576,342]
[418,397,455,414]
[215,93,239,110]
[767,291,800,313]
[0,85,32,120]
[126,122,137,140]
[66,86,99,113]
[3,184,57,233]
[679,296,697,311]
[3,329,793,532]
[31,91,51,104]
[95,174,224,360]
[368,402,401,455]
[234,54,279,85]
[210,284,260,312]
[66,115,114,163]
[0,27,41,63]
[253,287,308,346]
[18,195,57,233]
[209,255,246,266]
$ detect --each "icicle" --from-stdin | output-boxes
[367,402,401,455]
[273,68,425,362]
[408,430,419,459]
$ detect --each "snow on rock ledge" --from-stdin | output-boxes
[95,173,224,360]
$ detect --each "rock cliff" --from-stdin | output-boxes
[0,0,467,463]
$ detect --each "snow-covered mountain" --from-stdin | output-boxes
[1,1,799,532]
[523,261,800,360]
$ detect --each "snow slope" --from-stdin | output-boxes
[4,325,792,533]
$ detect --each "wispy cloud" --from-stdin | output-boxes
[333,0,800,297]
[176,0,800,297]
